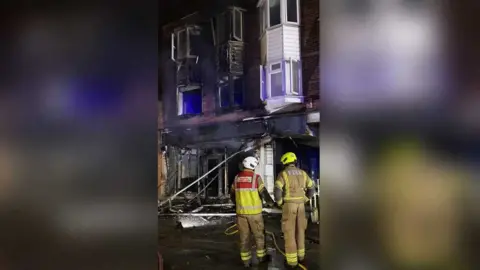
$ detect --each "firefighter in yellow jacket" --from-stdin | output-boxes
[274,152,315,268]
[230,156,274,267]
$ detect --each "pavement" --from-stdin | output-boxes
[158,215,320,270]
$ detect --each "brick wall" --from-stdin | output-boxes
[300,0,319,100]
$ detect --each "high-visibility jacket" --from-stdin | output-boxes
[275,165,314,204]
[231,169,265,215]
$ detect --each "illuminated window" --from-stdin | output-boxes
[177,87,202,115]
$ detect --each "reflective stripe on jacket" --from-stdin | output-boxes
[275,165,314,203]
[232,170,264,215]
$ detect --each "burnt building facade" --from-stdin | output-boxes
[159,0,319,200]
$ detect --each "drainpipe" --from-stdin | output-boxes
[224,147,228,198]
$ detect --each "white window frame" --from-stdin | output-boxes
[257,0,301,34]
[268,62,283,98]
[289,59,300,95]
[232,8,243,41]
[268,0,282,28]
[284,0,300,24]
[171,33,176,61]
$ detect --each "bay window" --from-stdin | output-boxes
[260,59,302,100]
[259,0,300,33]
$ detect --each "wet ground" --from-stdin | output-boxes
[158,215,320,270]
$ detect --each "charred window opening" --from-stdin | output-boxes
[214,8,244,44]
[177,87,202,115]
[218,77,244,108]
[171,25,201,61]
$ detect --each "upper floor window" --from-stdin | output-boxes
[214,8,244,45]
[177,86,202,115]
[269,0,281,27]
[219,77,244,108]
[286,0,299,23]
[171,26,201,61]
[259,0,300,33]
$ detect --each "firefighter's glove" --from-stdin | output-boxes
[276,200,283,208]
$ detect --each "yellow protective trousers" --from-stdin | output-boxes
[237,213,266,263]
[281,202,307,266]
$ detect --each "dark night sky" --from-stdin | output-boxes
[159,0,208,27]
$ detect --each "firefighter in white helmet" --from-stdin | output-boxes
[230,156,274,267]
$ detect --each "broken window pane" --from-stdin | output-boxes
[269,0,281,27]
[287,0,298,23]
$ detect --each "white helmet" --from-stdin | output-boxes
[242,156,259,170]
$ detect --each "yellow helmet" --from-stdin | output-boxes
[280,152,297,165]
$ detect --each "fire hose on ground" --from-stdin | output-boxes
[224,223,308,270]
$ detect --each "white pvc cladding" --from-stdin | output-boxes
[258,0,301,62]
[257,0,302,101]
